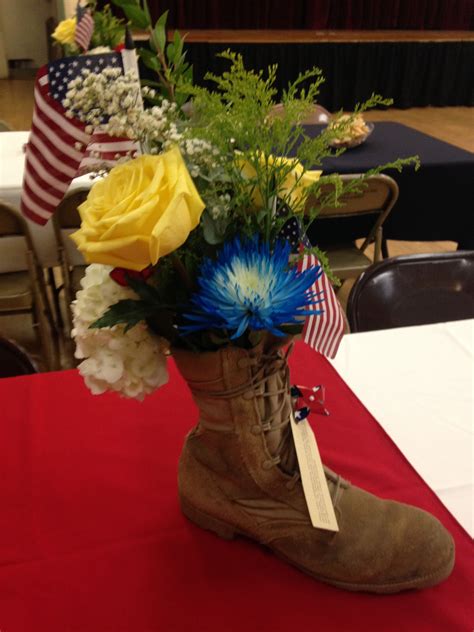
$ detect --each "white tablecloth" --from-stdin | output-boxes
[330,319,474,537]
[0,131,90,271]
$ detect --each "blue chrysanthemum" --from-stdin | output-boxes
[181,236,324,339]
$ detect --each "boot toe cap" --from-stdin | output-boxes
[271,490,456,593]
[336,498,456,592]
[390,506,455,591]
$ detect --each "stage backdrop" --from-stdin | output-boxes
[137,39,473,110]
[100,0,474,108]
[138,0,473,30]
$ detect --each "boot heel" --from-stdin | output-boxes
[180,497,237,540]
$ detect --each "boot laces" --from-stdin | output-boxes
[186,346,345,498]
[251,348,346,501]
[251,346,298,476]
[186,346,293,458]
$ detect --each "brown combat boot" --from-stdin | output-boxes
[173,340,455,593]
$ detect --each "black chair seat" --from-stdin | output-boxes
[347,251,474,332]
[0,336,38,377]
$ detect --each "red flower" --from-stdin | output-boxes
[114,43,125,52]
[110,266,153,287]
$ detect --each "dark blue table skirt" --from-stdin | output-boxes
[304,122,474,250]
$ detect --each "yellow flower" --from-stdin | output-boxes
[238,153,322,212]
[52,17,77,45]
[71,148,205,271]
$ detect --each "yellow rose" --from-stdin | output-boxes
[71,148,205,271]
[52,17,77,45]
[238,153,322,212]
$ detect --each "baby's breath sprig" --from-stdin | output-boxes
[64,67,181,149]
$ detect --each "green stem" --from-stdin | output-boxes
[148,26,175,101]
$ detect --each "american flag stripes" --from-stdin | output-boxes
[280,215,345,358]
[74,4,94,52]
[300,250,345,359]
[78,132,139,174]
[21,52,135,225]
[21,64,91,225]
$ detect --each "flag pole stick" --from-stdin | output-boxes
[121,28,144,108]
[120,27,144,154]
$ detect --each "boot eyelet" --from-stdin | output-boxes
[286,481,296,491]
[251,425,262,435]
[262,460,273,470]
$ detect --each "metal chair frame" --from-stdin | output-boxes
[52,189,89,334]
[0,201,57,369]
[270,103,331,124]
[308,173,399,282]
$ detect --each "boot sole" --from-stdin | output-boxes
[180,496,456,594]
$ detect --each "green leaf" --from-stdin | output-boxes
[138,47,161,71]
[142,0,152,26]
[154,23,166,52]
[151,10,168,52]
[121,4,149,28]
[90,299,157,332]
[112,0,140,7]
[125,275,162,303]
[176,52,187,68]
[156,10,169,28]
[173,30,183,62]
[166,42,175,63]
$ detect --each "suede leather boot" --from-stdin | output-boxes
[173,341,455,593]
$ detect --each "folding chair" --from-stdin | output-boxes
[347,251,474,332]
[52,188,89,335]
[270,103,331,124]
[0,335,39,377]
[0,202,57,369]
[307,173,399,282]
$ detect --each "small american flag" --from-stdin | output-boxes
[21,52,136,225]
[75,3,94,52]
[280,216,345,358]
[299,249,345,358]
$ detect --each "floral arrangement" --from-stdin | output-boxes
[63,5,417,400]
[52,2,126,54]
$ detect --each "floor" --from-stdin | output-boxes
[0,76,470,371]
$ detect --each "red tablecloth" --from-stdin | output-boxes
[0,342,472,632]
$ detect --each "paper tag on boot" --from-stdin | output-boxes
[289,411,339,532]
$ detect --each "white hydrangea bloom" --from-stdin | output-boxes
[72,264,169,401]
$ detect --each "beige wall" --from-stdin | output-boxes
[0,0,56,68]
[0,8,8,77]
[62,0,76,18]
